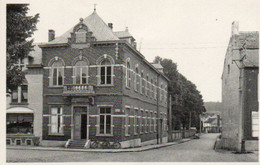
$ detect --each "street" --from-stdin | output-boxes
[6,133,258,162]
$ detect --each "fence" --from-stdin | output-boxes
[170,129,197,141]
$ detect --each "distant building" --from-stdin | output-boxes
[201,113,221,133]
[38,10,169,148]
[221,21,259,151]
[6,45,43,146]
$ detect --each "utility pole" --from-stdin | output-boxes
[189,111,191,129]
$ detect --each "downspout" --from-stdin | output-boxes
[156,74,161,144]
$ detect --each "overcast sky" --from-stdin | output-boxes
[21,0,260,102]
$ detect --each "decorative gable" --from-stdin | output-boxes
[68,18,96,48]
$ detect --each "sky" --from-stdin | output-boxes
[5,0,260,102]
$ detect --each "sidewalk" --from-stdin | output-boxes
[7,138,193,153]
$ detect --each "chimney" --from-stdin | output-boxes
[125,27,128,32]
[231,21,239,36]
[108,23,113,30]
[48,29,55,42]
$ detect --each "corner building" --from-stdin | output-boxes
[221,21,258,151]
[40,11,169,148]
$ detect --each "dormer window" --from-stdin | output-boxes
[76,29,87,43]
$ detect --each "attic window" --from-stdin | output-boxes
[76,29,87,43]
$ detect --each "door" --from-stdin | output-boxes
[74,113,81,139]
[81,114,87,139]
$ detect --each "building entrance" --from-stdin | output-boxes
[73,107,88,140]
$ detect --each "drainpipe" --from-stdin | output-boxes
[156,74,161,144]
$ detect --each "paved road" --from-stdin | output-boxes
[6,133,258,162]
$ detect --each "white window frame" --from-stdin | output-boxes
[134,108,138,135]
[125,107,131,136]
[98,60,114,86]
[126,61,131,88]
[73,65,88,84]
[98,107,113,136]
[49,106,64,135]
[49,66,64,87]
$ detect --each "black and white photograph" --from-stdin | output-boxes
[3,0,259,163]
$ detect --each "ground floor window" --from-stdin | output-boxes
[99,107,112,135]
[6,113,33,134]
[125,108,131,136]
[252,111,259,138]
[50,106,63,134]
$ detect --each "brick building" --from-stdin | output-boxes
[39,10,169,148]
[6,45,43,146]
[221,21,259,151]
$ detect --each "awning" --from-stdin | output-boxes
[7,107,34,114]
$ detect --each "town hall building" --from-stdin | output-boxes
[39,10,169,148]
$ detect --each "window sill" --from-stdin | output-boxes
[125,134,130,137]
[10,102,29,105]
[48,134,65,136]
[97,84,114,87]
[134,133,138,136]
[96,134,113,137]
[49,86,63,89]
[140,132,144,135]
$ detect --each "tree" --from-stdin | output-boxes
[153,56,206,130]
[6,4,39,93]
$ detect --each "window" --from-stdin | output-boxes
[150,112,153,132]
[50,60,64,86]
[134,109,138,134]
[141,110,144,133]
[76,29,86,43]
[228,64,230,74]
[7,113,33,134]
[146,75,149,96]
[150,79,154,98]
[154,80,157,99]
[21,85,28,102]
[126,61,131,88]
[151,112,154,132]
[100,59,112,85]
[252,111,259,138]
[125,108,130,136]
[141,72,145,94]
[99,107,112,135]
[145,111,148,133]
[50,107,63,134]
[134,67,139,91]
[160,84,163,101]
[154,113,157,132]
[11,85,28,103]
[74,60,88,84]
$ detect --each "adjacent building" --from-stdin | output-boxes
[221,21,259,151]
[38,10,169,148]
[6,45,43,146]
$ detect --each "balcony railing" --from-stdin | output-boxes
[63,84,95,96]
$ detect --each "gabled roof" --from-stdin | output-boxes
[28,44,42,64]
[48,11,119,44]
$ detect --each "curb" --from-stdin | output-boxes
[7,138,193,153]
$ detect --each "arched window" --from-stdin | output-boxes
[49,59,64,86]
[135,67,139,91]
[154,79,157,99]
[74,60,88,84]
[126,61,131,88]
[160,83,164,101]
[150,79,154,98]
[141,72,145,94]
[100,59,112,85]
[146,75,149,96]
